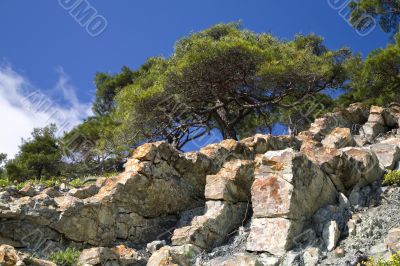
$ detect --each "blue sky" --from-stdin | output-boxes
[0,0,389,157]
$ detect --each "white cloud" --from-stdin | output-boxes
[0,64,92,158]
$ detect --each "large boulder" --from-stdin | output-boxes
[0,245,19,266]
[306,103,368,140]
[172,158,255,250]
[321,128,355,149]
[147,244,201,266]
[240,134,301,154]
[369,143,400,170]
[341,147,384,188]
[386,227,400,254]
[360,106,398,141]
[251,149,337,220]
[302,145,384,194]
[204,160,254,202]
[171,200,248,249]
[206,252,280,266]
[78,245,144,266]
[246,149,337,255]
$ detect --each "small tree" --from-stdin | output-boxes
[6,125,62,181]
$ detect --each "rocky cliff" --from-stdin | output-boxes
[1,103,400,266]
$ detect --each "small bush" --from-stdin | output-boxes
[383,170,400,186]
[69,178,85,188]
[48,247,80,266]
[0,178,11,187]
[104,172,118,178]
[363,252,400,266]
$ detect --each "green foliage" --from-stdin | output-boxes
[349,0,400,36]
[0,153,7,179]
[384,170,400,186]
[114,23,351,148]
[69,178,85,188]
[13,178,64,190]
[4,124,62,181]
[363,252,400,265]
[338,38,400,107]
[4,159,28,182]
[0,178,11,188]
[48,247,80,266]
[93,66,138,116]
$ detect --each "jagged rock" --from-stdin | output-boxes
[79,247,117,266]
[341,147,384,188]
[301,146,349,193]
[146,240,166,254]
[369,143,400,170]
[369,242,391,261]
[313,205,349,236]
[335,247,345,258]
[172,157,255,250]
[246,217,303,255]
[305,103,368,140]
[386,227,400,253]
[147,244,201,266]
[78,245,143,266]
[348,184,377,207]
[68,184,99,199]
[322,127,355,149]
[251,149,337,219]
[0,236,23,248]
[172,201,248,249]
[22,257,56,266]
[348,219,357,236]
[247,148,337,255]
[339,193,351,209]
[206,252,280,266]
[18,184,39,197]
[354,135,368,146]
[204,159,254,202]
[0,245,19,266]
[241,134,301,154]
[322,220,340,251]
[199,139,253,167]
[303,247,321,266]
[360,106,398,141]
[361,122,386,141]
[281,251,302,266]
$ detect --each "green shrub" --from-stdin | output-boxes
[0,178,11,187]
[69,178,85,188]
[383,170,400,186]
[8,178,65,190]
[48,247,80,266]
[104,172,118,178]
[363,252,400,266]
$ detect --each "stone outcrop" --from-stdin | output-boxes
[305,103,369,141]
[246,149,337,255]
[147,244,201,266]
[2,102,400,265]
[321,127,355,149]
[78,245,145,266]
[171,159,254,249]
[361,106,399,141]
